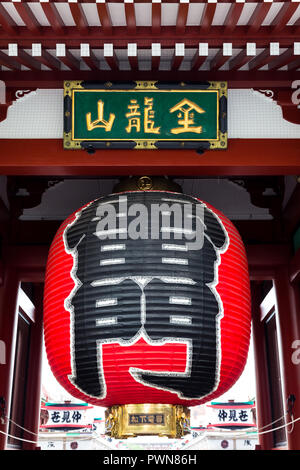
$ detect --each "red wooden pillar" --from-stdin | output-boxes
[22,284,43,450]
[0,266,20,450]
[251,282,274,450]
[273,267,300,450]
[22,283,44,450]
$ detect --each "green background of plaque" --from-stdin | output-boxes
[72,90,219,141]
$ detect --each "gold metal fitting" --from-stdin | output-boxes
[137,176,153,191]
[112,176,183,193]
[105,404,190,439]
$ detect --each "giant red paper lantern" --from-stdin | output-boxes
[43,190,251,410]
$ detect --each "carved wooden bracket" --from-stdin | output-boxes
[230,176,285,220]
[254,87,300,125]
[6,176,63,219]
[0,87,37,123]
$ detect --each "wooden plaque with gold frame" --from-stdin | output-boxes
[64,81,227,152]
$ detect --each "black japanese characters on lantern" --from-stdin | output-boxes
[63,191,228,401]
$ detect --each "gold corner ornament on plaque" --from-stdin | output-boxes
[105,404,190,439]
[63,81,227,151]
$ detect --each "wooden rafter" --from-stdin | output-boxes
[0,1,296,4]
[0,3,18,35]
[228,48,255,72]
[267,47,298,71]
[56,46,80,71]
[223,3,244,33]
[248,47,278,71]
[200,3,216,32]
[80,44,99,71]
[171,43,185,71]
[190,44,208,71]
[0,0,297,86]
[96,1,113,34]
[68,2,90,35]
[40,2,66,35]
[176,1,189,35]
[151,43,161,70]
[271,2,299,33]
[288,57,300,71]
[210,45,232,71]
[0,50,20,70]
[247,3,273,33]
[81,53,100,71]
[103,43,119,70]
[124,1,136,34]
[152,1,161,34]
[12,49,42,71]
[13,2,41,35]
[127,43,138,70]
[32,45,61,71]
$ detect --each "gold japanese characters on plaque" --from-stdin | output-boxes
[64,81,227,151]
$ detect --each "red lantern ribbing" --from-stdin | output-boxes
[43,190,251,437]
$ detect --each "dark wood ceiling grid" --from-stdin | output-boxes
[0,1,298,87]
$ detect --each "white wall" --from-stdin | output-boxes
[0,89,299,139]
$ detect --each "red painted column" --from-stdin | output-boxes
[251,282,274,450]
[0,266,19,450]
[22,284,44,450]
[273,267,300,450]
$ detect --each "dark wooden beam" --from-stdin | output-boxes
[0,4,18,35]
[228,48,255,71]
[151,44,161,70]
[289,247,300,284]
[210,48,231,71]
[0,0,292,4]
[247,244,291,269]
[32,45,61,71]
[96,2,112,34]
[0,50,20,70]
[248,48,273,71]
[176,1,189,35]
[103,44,119,70]
[80,47,100,71]
[200,3,216,32]
[288,57,300,71]
[69,2,89,35]
[268,48,298,71]
[190,46,207,71]
[283,182,300,237]
[170,44,185,71]
[0,69,298,89]
[152,1,161,34]
[56,47,80,71]
[40,2,66,35]
[13,2,41,35]
[0,139,299,177]
[271,2,299,33]
[223,3,244,33]
[0,26,297,48]
[12,49,42,71]
[124,1,136,34]
[247,3,272,33]
[128,44,139,71]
